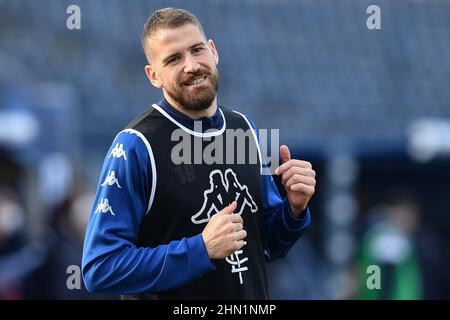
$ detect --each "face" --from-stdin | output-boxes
[145,24,219,112]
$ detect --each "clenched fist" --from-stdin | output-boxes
[201,201,247,259]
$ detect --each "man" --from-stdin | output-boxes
[82,7,316,300]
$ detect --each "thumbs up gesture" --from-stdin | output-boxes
[274,145,316,217]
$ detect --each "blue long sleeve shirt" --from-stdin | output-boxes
[82,98,311,294]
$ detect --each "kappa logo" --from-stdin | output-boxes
[109,143,127,160]
[191,169,258,224]
[101,170,122,188]
[95,198,116,216]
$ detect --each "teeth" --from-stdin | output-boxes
[188,76,205,86]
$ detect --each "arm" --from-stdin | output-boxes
[243,115,313,262]
[81,130,213,295]
[261,173,311,262]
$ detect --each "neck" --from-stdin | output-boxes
[163,93,217,119]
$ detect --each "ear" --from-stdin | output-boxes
[145,65,162,89]
[207,39,219,65]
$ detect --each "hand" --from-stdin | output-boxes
[201,201,247,259]
[275,145,316,217]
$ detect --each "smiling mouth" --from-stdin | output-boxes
[184,75,207,87]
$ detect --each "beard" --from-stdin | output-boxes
[164,67,219,112]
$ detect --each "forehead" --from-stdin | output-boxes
[148,24,206,61]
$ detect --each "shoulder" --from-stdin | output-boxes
[107,129,153,164]
[126,106,163,129]
[125,105,169,138]
[220,106,258,131]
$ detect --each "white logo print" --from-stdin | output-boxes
[109,143,127,160]
[101,171,122,188]
[225,250,249,285]
[191,168,258,224]
[95,198,116,216]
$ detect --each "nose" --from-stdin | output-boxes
[183,54,200,74]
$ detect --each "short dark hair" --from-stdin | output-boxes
[141,8,206,61]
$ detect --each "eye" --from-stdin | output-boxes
[192,47,204,54]
[167,56,180,65]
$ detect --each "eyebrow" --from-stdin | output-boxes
[162,42,206,65]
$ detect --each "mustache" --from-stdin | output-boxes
[180,70,211,86]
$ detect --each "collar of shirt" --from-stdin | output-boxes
[156,97,224,132]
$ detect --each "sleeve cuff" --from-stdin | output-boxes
[186,234,215,277]
[281,198,311,231]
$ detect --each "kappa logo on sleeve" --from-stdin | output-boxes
[95,198,116,216]
[109,143,127,160]
[101,170,122,188]
[191,168,258,224]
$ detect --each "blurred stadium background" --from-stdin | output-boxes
[1,0,450,299]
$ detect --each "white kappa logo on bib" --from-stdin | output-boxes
[191,168,258,224]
